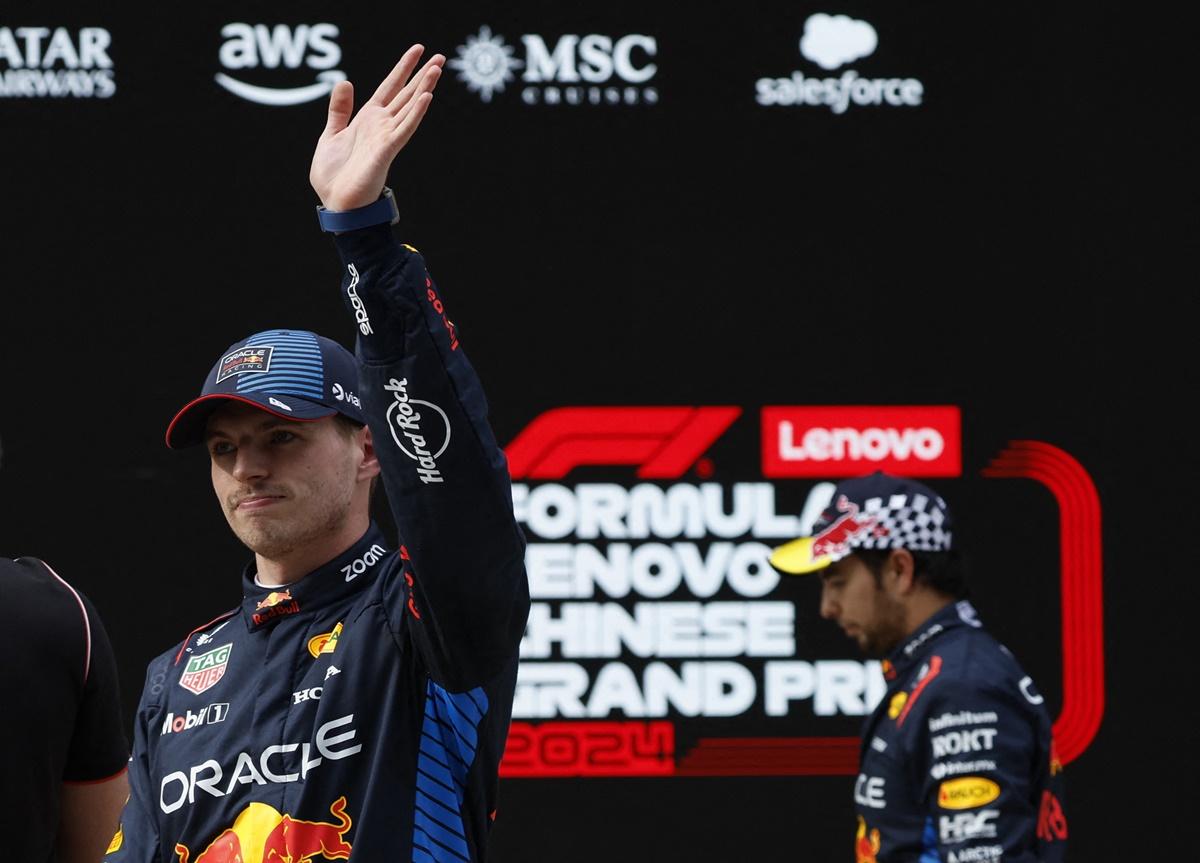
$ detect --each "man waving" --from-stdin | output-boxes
[107,45,530,862]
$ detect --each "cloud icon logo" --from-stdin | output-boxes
[799,14,878,70]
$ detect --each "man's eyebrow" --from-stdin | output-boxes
[205,416,299,441]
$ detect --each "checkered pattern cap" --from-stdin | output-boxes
[165,329,366,449]
[770,471,954,575]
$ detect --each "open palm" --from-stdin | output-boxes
[310,44,445,211]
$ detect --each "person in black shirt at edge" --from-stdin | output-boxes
[770,471,1068,863]
[0,435,130,861]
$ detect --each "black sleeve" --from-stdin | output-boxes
[63,592,130,781]
[331,225,530,691]
[104,657,166,862]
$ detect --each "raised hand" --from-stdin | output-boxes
[310,44,445,212]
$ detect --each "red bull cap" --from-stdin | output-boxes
[769,471,953,575]
[165,329,366,449]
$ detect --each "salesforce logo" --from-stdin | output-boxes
[756,13,923,113]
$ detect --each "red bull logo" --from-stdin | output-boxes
[256,590,294,611]
[811,497,885,561]
[217,346,274,383]
[1036,790,1068,842]
[252,590,301,626]
[174,796,352,863]
[855,815,880,863]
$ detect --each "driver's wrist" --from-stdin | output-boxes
[316,188,399,234]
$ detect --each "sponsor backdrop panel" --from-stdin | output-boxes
[0,0,1169,860]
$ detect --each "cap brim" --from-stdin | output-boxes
[768,537,842,575]
[165,393,336,449]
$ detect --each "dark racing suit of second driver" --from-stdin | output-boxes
[106,224,530,861]
[853,601,1068,863]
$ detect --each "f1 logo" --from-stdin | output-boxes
[505,407,740,479]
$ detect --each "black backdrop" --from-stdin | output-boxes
[0,0,1181,859]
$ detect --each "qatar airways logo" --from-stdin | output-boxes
[0,26,114,99]
[762,406,961,477]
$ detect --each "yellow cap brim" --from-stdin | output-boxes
[768,537,836,575]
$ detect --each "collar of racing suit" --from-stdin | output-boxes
[238,522,391,632]
[882,599,982,683]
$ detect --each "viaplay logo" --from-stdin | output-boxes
[756,13,924,112]
[451,25,658,106]
[216,22,344,106]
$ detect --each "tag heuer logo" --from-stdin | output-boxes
[179,643,233,695]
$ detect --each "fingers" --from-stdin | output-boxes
[324,80,354,135]
[390,90,435,152]
[368,44,425,107]
[391,62,441,129]
[385,54,445,115]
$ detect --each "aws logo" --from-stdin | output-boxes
[938,776,1001,810]
[216,23,344,106]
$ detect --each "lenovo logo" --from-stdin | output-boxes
[762,406,960,477]
[504,405,959,480]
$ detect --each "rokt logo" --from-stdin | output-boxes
[216,22,344,106]
[452,26,658,106]
[755,13,923,113]
[0,27,114,99]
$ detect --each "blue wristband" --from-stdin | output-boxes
[316,187,400,233]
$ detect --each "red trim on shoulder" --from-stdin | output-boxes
[896,654,943,727]
[173,609,240,666]
[63,764,129,785]
[37,560,92,685]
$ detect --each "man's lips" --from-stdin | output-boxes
[235,495,285,511]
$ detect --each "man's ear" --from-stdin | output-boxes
[886,548,917,595]
[357,424,381,482]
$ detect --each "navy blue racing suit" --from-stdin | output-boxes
[853,601,1068,863]
[106,224,530,862]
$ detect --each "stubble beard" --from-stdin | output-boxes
[225,478,356,562]
[858,591,909,658]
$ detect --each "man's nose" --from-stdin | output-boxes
[231,445,270,483]
[819,589,837,621]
